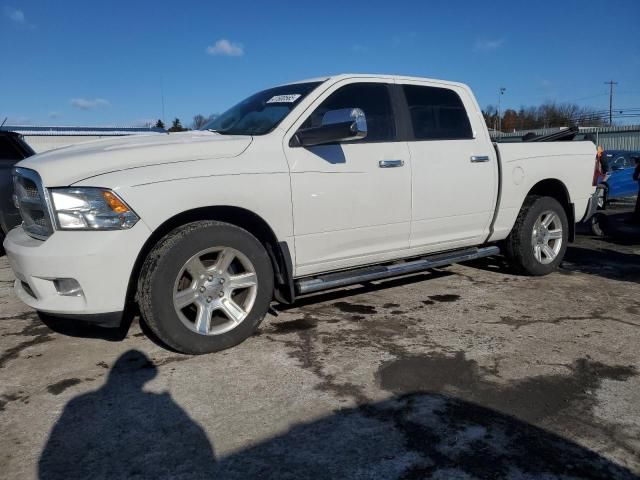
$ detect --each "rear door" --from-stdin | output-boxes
[400,82,498,250]
[283,80,412,276]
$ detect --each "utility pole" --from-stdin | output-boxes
[604,80,617,126]
[497,87,506,138]
[161,76,166,125]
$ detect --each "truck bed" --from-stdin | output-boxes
[489,141,597,242]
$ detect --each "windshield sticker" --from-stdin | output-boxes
[266,94,301,104]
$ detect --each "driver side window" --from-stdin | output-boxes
[300,83,396,142]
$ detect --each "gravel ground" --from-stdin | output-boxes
[1,212,639,479]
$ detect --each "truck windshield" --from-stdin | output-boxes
[201,81,323,136]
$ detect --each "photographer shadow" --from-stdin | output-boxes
[38,350,215,479]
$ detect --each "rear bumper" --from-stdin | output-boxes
[3,223,151,316]
[580,189,601,222]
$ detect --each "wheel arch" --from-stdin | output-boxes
[525,178,575,241]
[125,206,295,318]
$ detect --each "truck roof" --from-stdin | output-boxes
[287,73,469,90]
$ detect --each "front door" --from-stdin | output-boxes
[284,80,412,276]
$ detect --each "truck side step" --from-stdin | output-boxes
[294,246,500,295]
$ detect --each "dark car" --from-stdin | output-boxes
[0,131,35,252]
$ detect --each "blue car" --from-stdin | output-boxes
[598,150,640,206]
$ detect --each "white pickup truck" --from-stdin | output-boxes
[4,74,598,354]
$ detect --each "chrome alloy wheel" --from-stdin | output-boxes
[531,210,563,265]
[172,247,258,336]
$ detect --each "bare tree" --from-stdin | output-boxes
[483,102,606,131]
[192,114,208,130]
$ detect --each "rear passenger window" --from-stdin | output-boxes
[402,85,473,140]
[301,83,396,142]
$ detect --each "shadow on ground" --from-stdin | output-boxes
[592,210,640,247]
[37,312,133,342]
[563,210,640,284]
[563,244,640,283]
[38,350,639,480]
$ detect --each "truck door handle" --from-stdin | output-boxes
[470,155,490,163]
[379,160,404,168]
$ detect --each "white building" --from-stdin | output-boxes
[3,125,166,153]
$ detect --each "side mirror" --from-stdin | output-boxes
[290,108,367,147]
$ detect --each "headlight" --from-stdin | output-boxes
[49,188,139,230]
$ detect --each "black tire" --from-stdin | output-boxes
[0,231,5,256]
[137,221,274,354]
[589,213,607,237]
[504,195,569,276]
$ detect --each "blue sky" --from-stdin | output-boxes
[2,0,639,127]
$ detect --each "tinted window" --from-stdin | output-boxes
[403,85,473,140]
[301,83,395,142]
[0,136,23,161]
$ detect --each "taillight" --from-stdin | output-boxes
[592,156,602,186]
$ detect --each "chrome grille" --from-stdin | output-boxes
[12,168,54,240]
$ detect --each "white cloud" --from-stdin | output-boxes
[3,6,35,28]
[474,38,504,52]
[70,98,110,110]
[4,6,24,23]
[48,111,61,119]
[206,39,244,57]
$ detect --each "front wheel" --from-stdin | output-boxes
[138,221,274,354]
[504,195,569,276]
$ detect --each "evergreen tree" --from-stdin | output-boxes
[168,118,184,132]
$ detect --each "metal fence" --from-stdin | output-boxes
[492,125,640,151]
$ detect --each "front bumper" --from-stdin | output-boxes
[3,223,151,317]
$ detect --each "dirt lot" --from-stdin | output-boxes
[1,213,639,479]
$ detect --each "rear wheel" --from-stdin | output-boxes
[138,221,273,354]
[504,196,569,276]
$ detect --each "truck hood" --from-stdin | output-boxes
[17,131,252,186]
